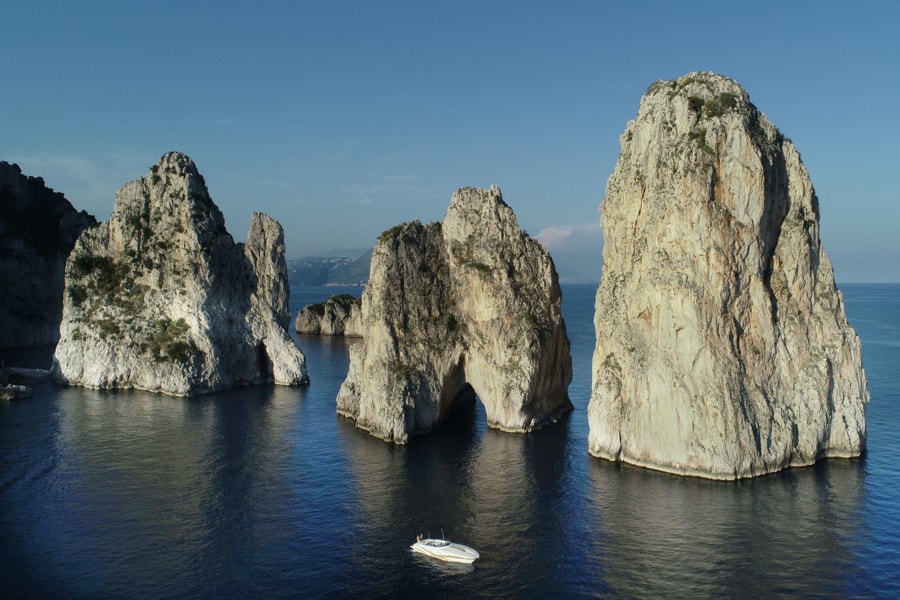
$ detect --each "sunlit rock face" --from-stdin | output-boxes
[295,294,362,337]
[0,162,96,349]
[52,152,308,396]
[337,186,573,443]
[589,72,868,479]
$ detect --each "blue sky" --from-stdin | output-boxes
[3,1,898,282]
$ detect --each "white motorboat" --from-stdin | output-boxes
[410,533,480,564]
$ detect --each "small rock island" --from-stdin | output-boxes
[295,294,362,337]
[589,72,868,479]
[337,186,573,443]
[0,162,96,349]
[52,152,309,396]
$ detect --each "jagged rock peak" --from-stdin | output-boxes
[589,72,868,479]
[337,186,573,444]
[52,152,309,396]
[0,161,96,349]
[295,294,362,337]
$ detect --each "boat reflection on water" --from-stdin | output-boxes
[410,551,475,575]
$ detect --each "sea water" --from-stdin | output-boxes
[1,284,898,598]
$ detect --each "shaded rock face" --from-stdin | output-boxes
[0,162,96,349]
[337,186,572,443]
[589,72,868,479]
[52,152,308,396]
[295,294,362,336]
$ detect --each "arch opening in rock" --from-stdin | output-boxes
[418,383,485,443]
[256,342,273,380]
[444,382,477,418]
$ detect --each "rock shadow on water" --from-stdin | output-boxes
[46,382,313,597]
[337,398,583,597]
[586,456,866,598]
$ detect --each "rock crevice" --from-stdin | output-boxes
[0,162,96,349]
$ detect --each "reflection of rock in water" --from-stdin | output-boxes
[54,384,307,583]
[586,458,865,597]
[339,402,576,595]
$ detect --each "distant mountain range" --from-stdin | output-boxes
[287,249,372,286]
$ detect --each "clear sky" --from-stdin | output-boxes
[3,1,898,282]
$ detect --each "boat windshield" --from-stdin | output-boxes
[425,539,450,547]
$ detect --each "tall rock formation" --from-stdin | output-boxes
[589,72,868,479]
[295,294,362,336]
[338,186,572,443]
[52,152,308,396]
[0,162,96,349]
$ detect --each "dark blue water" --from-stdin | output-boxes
[1,284,898,598]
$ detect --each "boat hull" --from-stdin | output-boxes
[410,539,480,564]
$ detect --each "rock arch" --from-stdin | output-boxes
[337,186,572,443]
[256,342,272,380]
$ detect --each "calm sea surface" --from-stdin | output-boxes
[1,284,898,598]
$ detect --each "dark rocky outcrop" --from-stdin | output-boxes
[0,162,96,349]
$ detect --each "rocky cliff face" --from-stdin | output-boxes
[337,186,572,443]
[589,72,868,479]
[0,162,96,349]
[295,294,362,336]
[52,152,308,396]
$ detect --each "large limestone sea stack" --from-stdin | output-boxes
[52,152,308,396]
[337,186,572,443]
[589,72,868,479]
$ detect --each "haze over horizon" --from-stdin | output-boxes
[4,1,898,283]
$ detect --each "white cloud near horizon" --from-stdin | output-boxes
[534,222,604,283]
[535,222,602,250]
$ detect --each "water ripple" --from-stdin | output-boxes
[0,285,898,597]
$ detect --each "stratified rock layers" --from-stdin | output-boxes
[52,152,308,396]
[337,186,572,443]
[589,72,868,479]
[0,162,96,349]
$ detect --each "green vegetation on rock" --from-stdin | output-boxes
[148,317,195,363]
